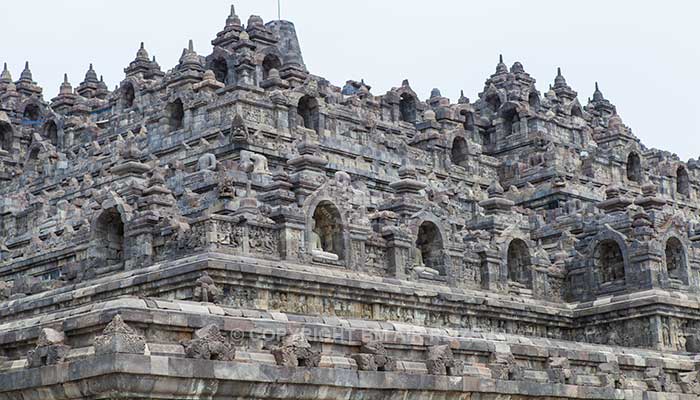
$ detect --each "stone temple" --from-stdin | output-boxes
[1,5,700,399]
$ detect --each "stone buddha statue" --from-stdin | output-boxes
[310,219,338,261]
[412,246,440,276]
[413,246,440,276]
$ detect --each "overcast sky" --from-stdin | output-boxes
[1,1,698,160]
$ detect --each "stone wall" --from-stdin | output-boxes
[0,4,699,399]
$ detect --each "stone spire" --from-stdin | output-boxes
[136,42,149,61]
[245,15,274,40]
[552,67,577,101]
[592,82,604,102]
[18,61,33,83]
[225,4,242,29]
[125,42,163,79]
[177,40,205,72]
[96,75,110,99]
[83,63,99,84]
[589,82,616,116]
[495,54,508,75]
[553,67,566,87]
[76,64,101,98]
[15,61,42,96]
[509,61,535,85]
[59,74,73,95]
[458,89,469,104]
[0,63,12,92]
[212,4,243,49]
[51,74,78,112]
[0,63,12,84]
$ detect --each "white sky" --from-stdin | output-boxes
[1,1,698,160]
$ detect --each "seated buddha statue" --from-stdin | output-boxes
[310,220,339,261]
[412,247,440,276]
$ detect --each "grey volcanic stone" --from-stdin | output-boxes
[0,4,698,399]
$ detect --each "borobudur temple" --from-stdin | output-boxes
[1,5,699,400]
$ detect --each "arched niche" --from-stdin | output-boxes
[451,136,469,167]
[122,82,135,109]
[93,208,125,267]
[43,121,58,147]
[528,92,540,109]
[23,103,40,121]
[507,239,532,288]
[0,122,12,151]
[626,152,642,183]
[665,237,686,283]
[594,239,625,284]
[677,166,690,196]
[297,95,319,132]
[415,221,445,276]
[211,57,229,84]
[399,93,416,123]
[502,107,520,136]
[167,99,184,132]
[310,200,344,260]
[262,54,282,80]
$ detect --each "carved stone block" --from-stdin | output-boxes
[488,352,523,381]
[351,353,377,371]
[426,344,463,376]
[678,371,700,394]
[271,333,321,367]
[366,344,396,372]
[94,315,146,355]
[26,328,70,368]
[546,356,573,384]
[193,272,223,303]
[644,367,665,392]
[183,324,235,361]
[597,361,624,388]
[351,341,395,372]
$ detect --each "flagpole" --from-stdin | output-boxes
[277,0,281,20]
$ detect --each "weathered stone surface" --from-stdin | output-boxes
[546,356,574,384]
[488,352,523,381]
[597,361,625,389]
[94,314,146,355]
[271,333,321,367]
[26,328,70,368]
[193,272,223,303]
[426,345,463,376]
[182,324,235,361]
[678,371,700,394]
[0,4,699,399]
[350,353,377,371]
[350,341,396,372]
